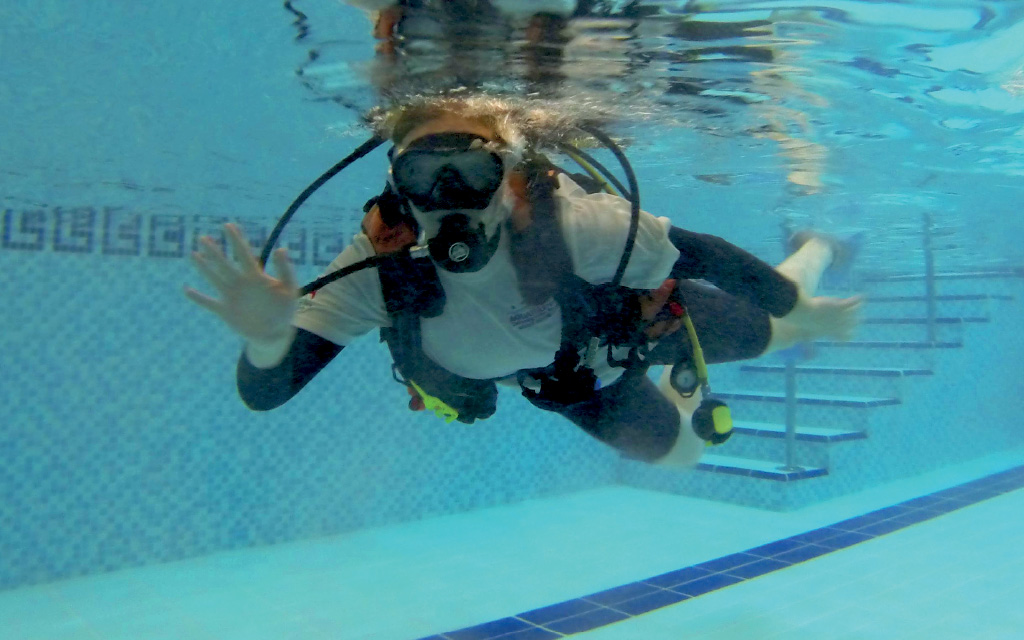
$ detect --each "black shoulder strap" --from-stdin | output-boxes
[507,154,578,306]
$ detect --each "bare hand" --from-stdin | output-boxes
[184,223,299,343]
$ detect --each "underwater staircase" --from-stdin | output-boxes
[618,231,1024,510]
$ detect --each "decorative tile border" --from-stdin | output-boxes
[0,206,356,266]
[416,464,1024,640]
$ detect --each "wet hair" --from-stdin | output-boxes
[367,93,615,154]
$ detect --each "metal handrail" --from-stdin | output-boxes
[778,358,801,472]
[922,213,938,343]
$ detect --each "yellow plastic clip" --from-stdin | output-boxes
[409,380,460,423]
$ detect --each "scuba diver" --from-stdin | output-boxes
[184,94,861,467]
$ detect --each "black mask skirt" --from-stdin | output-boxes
[390,132,505,212]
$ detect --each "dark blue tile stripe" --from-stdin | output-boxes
[423,464,1024,640]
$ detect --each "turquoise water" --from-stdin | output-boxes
[2,1,1023,638]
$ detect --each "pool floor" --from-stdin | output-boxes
[2,450,1022,640]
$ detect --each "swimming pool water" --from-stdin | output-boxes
[2,1,1023,638]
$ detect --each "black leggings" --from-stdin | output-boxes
[528,280,773,462]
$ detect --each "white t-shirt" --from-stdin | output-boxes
[293,174,680,384]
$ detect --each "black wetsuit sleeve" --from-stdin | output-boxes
[236,327,343,411]
[668,226,798,318]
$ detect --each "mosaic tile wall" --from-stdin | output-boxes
[0,206,619,592]
[618,275,1024,509]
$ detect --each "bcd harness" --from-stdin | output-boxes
[259,130,733,446]
[376,155,658,425]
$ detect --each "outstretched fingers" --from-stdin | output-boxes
[224,223,263,276]
[190,247,232,293]
[271,247,299,291]
[183,286,225,316]
[186,222,264,312]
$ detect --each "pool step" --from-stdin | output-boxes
[864,270,1021,282]
[713,389,899,430]
[716,389,900,408]
[737,364,932,396]
[860,294,1010,321]
[620,271,1022,509]
[810,340,962,368]
[730,420,866,443]
[857,317,968,342]
[861,270,1023,296]
[713,420,868,467]
[696,453,828,482]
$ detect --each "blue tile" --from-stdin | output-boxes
[788,528,844,545]
[899,495,946,509]
[583,581,660,606]
[959,489,1004,502]
[991,481,1023,493]
[544,607,629,635]
[746,539,806,558]
[494,628,562,640]
[670,573,745,597]
[935,486,979,498]
[889,511,939,527]
[644,566,713,589]
[1001,465,1024,479]
[613,588,690,616]
[814,531,872,550]
[923,499,967,513]
[857,519,910,537]
[830,513,886,531]
[774,544,833,564]
[871,505,914,519]
[725,558,790,579]
[694,552,760,573]
[929,494,974,506]
[518,599,599,625]
[981,468,1017,480]
[966,476,1006,489]
[446,617,533,640]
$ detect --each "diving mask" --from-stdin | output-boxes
[389,132,506,212]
